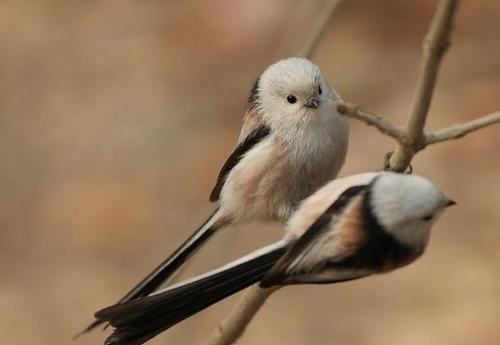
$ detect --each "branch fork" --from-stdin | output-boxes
[337,102,500,154]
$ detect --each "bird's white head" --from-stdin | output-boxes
[250,57,343,131]
[369,172,455,247]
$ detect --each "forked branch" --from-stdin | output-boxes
[387,0,459,171]
[338,104,500,148]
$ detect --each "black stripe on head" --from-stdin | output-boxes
[313,73,320,86]
[329,178,417,272]
[248,77,260,109]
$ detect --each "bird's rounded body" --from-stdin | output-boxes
[218,57,349,223]
[219,113,348,223]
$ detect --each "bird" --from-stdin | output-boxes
[95,171,456,345]
[80,57,349,334]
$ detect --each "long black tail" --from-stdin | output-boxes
[96,241,288,345]
[79,209,224,336]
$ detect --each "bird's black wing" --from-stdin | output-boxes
[261,185,367,287]
[209,124,271,202]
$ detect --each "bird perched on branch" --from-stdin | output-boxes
[96,171,455,345]
[80,57,349,334]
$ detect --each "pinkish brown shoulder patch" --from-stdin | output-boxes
[336,196,367,257]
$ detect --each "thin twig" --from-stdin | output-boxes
[203,2,346,345]
[425,111,500,145]
[390,0,459,171]
[295,0,347,57]
[337,103,405,140]
[204,286,280,345]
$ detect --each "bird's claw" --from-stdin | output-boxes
[383,151,413,174]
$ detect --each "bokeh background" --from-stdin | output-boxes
[1,1,499,344]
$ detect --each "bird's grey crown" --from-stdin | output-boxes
[368,172,447,246]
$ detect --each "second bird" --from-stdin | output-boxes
[83,57,349,332]
[97,171,455,345]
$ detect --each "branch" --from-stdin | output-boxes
[425,111,500,145]
[390,0,459,171]
[204,286,280,345]
[337,103,405,141]
[336,1,499,156]
[339,104,500,146]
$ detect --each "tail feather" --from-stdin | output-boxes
[96,241,288,345]
[79,208,224,335]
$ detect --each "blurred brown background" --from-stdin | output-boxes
[1,1,499,344]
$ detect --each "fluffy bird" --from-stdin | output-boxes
[96,171,455,345]
[82,57,349,333]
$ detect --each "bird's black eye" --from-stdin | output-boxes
[318,85,322,95]
[422,215,434,221]
[287,95,297,104]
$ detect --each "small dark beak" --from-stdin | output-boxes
[446,199,457,207]
[304,97,320,109]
